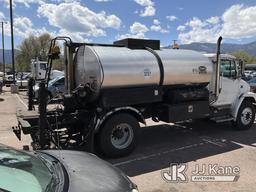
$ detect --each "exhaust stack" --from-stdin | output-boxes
[215,36,222,98]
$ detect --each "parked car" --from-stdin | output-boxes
[248,77,256,92]
[16,73,32,88]
[51,70,64,80]
[0,144,138,192]
[34,76,65,100]
[244,70,254,81]
[4,74,14,86]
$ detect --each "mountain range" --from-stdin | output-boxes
[167,41,256,56]
[0,41,256,64]
[0,49,20,65]
[0,49,13,65]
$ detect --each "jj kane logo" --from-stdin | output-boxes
[162,163,240,183]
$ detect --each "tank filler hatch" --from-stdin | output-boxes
[114,38,160,50]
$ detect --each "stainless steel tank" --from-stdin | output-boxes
[156,49,212,85]
[74,45,213,91]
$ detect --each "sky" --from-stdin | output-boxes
[1,0,256,49]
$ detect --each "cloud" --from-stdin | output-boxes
[1,0,45,8]
[116,32,146,39]
[58,29,91,42]
[150,19,169,33]
[14,17,53,38]
[206,16,220,25]
[178,17,221,44]
[221,4,256,39]
[141,5,155,17]
[177,25,186,31]
[130,22,149,34]
[0,11,5,20]
[116,21,149,39]
[134,0,156,17]
[94,0,111,2]
[166,15,177,22]
[178,4,256,44]
[1,15,51,39]
[153,19,160,25]
[37,2,121,41]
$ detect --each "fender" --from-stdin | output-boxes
[231,92,256,121]
[94,106,146,132]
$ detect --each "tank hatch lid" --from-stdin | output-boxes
[114,38,160,50]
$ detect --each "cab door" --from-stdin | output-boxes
[214,59,240,107]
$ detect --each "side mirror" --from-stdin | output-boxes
[239,59,245,74]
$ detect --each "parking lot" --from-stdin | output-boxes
[1,88,256,192]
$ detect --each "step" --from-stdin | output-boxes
[211,116,234,123]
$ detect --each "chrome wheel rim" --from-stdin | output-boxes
[111,123,134,149]
[241,107,253,125]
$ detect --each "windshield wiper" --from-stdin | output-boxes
[37,154,63,192]
[0,157,32,168]
[45,173,59,192]
[0,188,11,192]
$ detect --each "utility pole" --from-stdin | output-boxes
[1,21,7,81]
[9,0,15,83]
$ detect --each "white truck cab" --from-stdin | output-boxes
[31,59,47,81]
[205,53,256,129]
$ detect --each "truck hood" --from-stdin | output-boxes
[42,150,136,192]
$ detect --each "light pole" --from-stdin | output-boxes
[9,0,15,83]
[1,21,7,81]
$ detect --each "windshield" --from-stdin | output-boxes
[0,145,53,192]
[40,63,47,70]
[220,60,236,77]
[48,78,58,86]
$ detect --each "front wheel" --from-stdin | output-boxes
[97,113,139,158]
[234,101,255,130]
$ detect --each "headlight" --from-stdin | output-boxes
[131,189,139,192]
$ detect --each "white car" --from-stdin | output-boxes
[16,73,31,88]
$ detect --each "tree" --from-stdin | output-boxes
[38,33,51,61]
[15,33,52,71]
[52,58,65,71]
[232,51,256,64]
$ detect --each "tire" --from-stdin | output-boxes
[234,101,255,130]
[97,113,139,158]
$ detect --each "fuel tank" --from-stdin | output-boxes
[74,45,213,91]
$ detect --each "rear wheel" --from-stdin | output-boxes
[97,113,139,158]
[234,101,255,130]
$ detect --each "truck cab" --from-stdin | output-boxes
[205,53,256,128]
[31,59,47,81]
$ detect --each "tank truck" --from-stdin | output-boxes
[14,37,256,157]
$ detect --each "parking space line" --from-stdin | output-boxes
[200,136,227,147]
[15,94,27,110]
[113,142,205,167]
